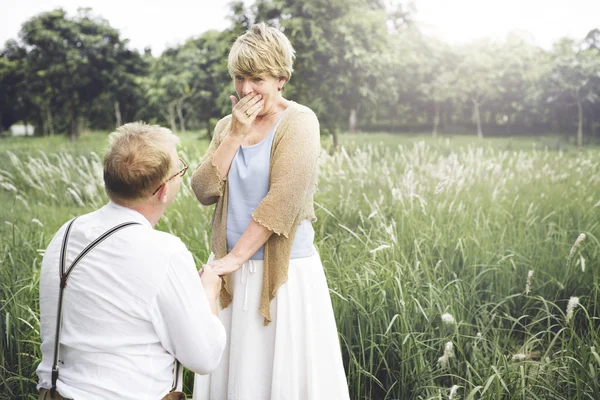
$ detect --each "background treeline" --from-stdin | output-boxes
[1,0,600,148]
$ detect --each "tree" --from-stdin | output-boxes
[19,8,134,138]
[254,0,392,151]
[0,41,28,131]
[456,41,501,139]
[583,28,600,50]
[146,40,207,133]
[417,37,461,137]
[188,30,236,138]
[542,39,600,151]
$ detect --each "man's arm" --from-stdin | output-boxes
[150,250,226,375]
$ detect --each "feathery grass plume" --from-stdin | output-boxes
[566,296,579,322]
[31,218,44,227]
[525,270,534,295]
[434,177,451,195]
[448,385,459,400]
[497,254,514,264]
[567,234,586,266]
[438,341,454,368]
[370,244,391,254]
[441,313,455,324]
[67,187,85,207]
[0,182,18,192]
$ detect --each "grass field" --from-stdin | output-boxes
[1,131,599,399]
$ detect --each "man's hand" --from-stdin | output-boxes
[200,264,222,315]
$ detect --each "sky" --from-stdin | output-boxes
[1,0,599,55]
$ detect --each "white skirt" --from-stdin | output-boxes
[192,252,350,400]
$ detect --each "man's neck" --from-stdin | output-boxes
[111,199,163,228]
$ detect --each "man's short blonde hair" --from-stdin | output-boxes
[228,23,295,82]
[103,122,180,204]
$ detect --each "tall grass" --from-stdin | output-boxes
[1,133,598,399]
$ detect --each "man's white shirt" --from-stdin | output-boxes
[37,202,226,399]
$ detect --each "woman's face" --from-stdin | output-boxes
[234,74,285,116]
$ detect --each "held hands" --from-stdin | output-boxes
[209,253,244,276]
[199,264,222,302]
[229,92,264,138]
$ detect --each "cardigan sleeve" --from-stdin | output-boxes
[191,117,231,206]
[252,110,320,238]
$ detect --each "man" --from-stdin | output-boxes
[36,122,226,399]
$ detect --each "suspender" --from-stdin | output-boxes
[50,218,181,395]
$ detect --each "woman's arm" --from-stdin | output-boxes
[212,94,265,178]
[209,219,273,275]
[191,94,264,205]
[210,110,321,276]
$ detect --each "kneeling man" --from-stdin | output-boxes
[36,122,225,399]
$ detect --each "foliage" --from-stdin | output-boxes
[2,3,600,146]
[1,133,599,399]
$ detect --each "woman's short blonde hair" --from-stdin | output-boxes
[103,122,180,204]
[228,23,295,82]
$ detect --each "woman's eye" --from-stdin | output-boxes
[253,77,263,82]
[235,76,244,81]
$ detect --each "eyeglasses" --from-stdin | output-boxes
[152,157,189,196]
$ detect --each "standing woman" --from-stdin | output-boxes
[191,23,350,400]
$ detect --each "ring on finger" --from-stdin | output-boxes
[245,111,252,117]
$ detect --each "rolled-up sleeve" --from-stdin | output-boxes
[150,250,226,375]
[251,111,321,238]
[191,118,230,205]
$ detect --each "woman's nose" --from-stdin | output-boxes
[242,79,254,96]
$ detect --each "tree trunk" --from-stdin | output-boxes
[206,118,213,140]
[473,100,483,139]
[348,109,357,134]
[42,110,48,136]
[577,99,583,152]
[177,98,186,133]
[168,102,177,133]
[328,123,339,155]
[67,103,80,140]
[442,107,448,132]
[432,102,440,138]
[114,100,122,128]
[47,108,54,136]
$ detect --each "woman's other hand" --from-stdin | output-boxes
[229,92,264,138]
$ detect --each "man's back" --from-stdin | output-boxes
[37,201,225,399]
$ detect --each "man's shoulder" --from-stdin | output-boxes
[139,229,189,258]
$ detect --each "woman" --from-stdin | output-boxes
[191,23,350,400]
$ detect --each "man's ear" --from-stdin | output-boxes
[156,183,169,204]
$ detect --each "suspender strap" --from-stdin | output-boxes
[51,218,141,395]
[171,359,182,391]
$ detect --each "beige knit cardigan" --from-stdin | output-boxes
[191,101,320,325]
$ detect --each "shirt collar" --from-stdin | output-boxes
[105,201,153,229]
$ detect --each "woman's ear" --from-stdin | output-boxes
[278,77,287,91]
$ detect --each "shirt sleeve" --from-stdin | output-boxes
[191,117,230,206]
[150,249,226,375]
[251,111,321,237]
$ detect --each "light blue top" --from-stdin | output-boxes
[226,112,316,260]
